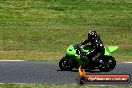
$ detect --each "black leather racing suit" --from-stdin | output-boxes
[81,35,105,61]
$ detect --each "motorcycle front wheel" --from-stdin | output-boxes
[59,57,73,71]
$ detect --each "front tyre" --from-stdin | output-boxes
[59,57,73,71]
[98,56,116,72]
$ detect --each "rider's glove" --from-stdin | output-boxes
[86,52,90,56]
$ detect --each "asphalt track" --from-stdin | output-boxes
[0,61,131,85]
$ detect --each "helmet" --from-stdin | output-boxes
[88,30,97,40]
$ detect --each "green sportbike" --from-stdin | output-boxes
[59,43,118,72]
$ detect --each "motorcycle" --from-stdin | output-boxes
[59,43,118,72]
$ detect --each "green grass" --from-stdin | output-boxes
[0,0,132,61]
[0,84,131,88]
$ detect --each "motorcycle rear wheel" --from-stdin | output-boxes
[98,56,116,72]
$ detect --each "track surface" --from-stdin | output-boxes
[0,61,131,85]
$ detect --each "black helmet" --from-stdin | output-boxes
[88,30,97,39]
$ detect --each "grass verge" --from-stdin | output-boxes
[0,84,131,88]
[0,0,131,61]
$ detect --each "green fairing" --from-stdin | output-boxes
[66,45,89,61]
[66,45,80,60]
[66,45,118,59]
[66,45,76,56]
[104,46,118,55]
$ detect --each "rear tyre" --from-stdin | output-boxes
[98,56,116,72]
[59,57,73,71]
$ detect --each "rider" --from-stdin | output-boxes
[80,30,105,62]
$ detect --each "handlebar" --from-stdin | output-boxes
[73,43,83,55]
[73,43,82,50]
